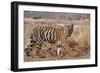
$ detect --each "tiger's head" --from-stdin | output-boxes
[64,24,74,39]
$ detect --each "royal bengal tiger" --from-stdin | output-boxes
[25,24,74,58]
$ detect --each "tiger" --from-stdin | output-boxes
[25,24,74,58]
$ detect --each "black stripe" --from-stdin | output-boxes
[52,28,56,43]
[46,26,51,41]
[37,26,44,45]
[48,27,53,43]
[44,26,48,41]
[42,26,46,41]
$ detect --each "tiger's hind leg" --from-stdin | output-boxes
[25,46,32,57]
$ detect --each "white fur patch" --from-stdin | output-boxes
[57,47,61,56]
[57,24,65,27]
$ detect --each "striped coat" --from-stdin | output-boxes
[25,24,74,57]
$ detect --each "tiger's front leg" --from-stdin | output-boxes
[56,40,62,57]
[57,47,61,57]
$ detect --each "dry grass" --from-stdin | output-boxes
[24,18,90,62]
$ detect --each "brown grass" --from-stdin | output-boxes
[24,18,90,62]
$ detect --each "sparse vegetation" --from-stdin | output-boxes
[32,16,42,19]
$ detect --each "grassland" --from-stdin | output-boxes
[24,17,90,62]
